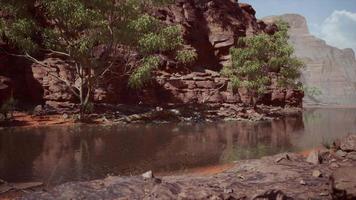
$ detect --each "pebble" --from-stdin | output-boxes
[142,171,154,179]
[62,113,69,119]
[300,180,306,185]
[224,188,233,194]
[312,170,322,177]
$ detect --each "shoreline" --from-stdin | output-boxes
[0,105,303,129]
[16,135,356,200]
[1,136,355,199]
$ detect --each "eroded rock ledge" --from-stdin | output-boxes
[22,135,356,200]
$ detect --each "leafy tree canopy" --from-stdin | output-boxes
[0,0,196,116]
[222,20,304,96]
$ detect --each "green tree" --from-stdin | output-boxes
[0,0,194,118]
[222,20,304,107]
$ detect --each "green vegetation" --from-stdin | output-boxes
[176,48,198,65]
[222,20,304,106]
[128,56,161,89]
[0,0,194,118]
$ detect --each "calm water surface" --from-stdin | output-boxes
[0,108,355,185]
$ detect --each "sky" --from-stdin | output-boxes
[242,0,356,52]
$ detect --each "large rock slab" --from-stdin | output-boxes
[23,153,334,200]
[332,167,356,199]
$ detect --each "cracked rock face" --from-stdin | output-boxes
[161,0,272,69]
[264,14,356,107]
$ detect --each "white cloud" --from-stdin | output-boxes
[313,10,356,52]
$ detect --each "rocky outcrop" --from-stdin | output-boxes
[264,14,356,106]
[156,0,271,69]
[0,45,44,105]
[150,70,302,107]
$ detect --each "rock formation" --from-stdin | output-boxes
[264,14,356,106]
[0,1,303,112]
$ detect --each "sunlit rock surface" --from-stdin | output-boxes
[264,14,356,106]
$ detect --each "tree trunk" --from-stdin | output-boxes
[78,66,93,120]
[78,66,88,120]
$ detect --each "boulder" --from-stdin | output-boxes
[331,167,356,199]
[346,152,356,161]
[306,150,321,165]
[340,135,356,152]
[335,150,347,158]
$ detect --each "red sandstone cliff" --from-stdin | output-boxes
[0,1,303,112]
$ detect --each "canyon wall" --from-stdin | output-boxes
[0,2,303,111]
[265,14,356,106]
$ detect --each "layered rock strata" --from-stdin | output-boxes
[264,14,356,106]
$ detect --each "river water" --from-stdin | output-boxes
[0,108,355,185]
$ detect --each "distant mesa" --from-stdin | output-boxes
[264,14,356,107]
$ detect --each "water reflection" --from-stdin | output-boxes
[0,108,355,185]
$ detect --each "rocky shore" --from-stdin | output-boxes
[0,104,302,128]
[13,135,355,200]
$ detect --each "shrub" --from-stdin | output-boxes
[176,49,198,65]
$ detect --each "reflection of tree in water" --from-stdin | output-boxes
[30,125,177,185]
[303,109,322,124]
[219,116,304,163]
[0,115,305,185]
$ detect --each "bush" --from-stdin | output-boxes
[176,49,198,65]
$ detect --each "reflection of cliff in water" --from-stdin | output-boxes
[0,116,304,185]
[295,108,356,149]
[0,129,45,182]
[1,109,355,185]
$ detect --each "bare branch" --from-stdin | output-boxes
[42,49,71,57]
